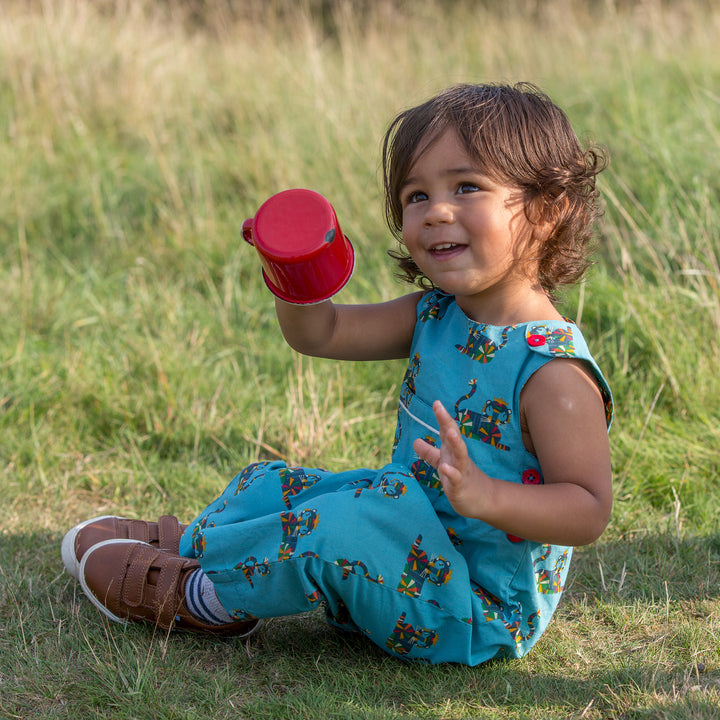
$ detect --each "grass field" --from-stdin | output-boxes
[1,0,720,717]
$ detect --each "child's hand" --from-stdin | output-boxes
[414,362,612,545]
[413,400,490,518]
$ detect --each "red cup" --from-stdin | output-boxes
[242,189,355,304]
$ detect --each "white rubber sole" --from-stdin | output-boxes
[60,515,121,580]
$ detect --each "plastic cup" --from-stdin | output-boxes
[242,189,355,304]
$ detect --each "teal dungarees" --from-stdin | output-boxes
[179,290,612,665]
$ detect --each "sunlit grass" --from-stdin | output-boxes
[2,1,720,717]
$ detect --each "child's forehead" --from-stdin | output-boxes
[405,126,498,180]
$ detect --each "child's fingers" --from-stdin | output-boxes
[433,401,456,443]
[432,400,465,452]
[417,401,471,476]
[438,460,462,486]
[432,399,453,426]
[433,401,462,441]
[442,420,468,459]
[413,436,441,469]
[438,459,467,504]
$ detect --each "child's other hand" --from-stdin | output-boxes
[413,400,489,518]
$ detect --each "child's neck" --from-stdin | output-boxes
[453,284,561,326]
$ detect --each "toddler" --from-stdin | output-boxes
[62,82,613,665]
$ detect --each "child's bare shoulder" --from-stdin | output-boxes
[523,358,605,410]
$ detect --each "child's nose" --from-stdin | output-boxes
[423,199,455,226]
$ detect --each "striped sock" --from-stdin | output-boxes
[184,569,235,625]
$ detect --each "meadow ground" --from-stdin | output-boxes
[1,1,720,717]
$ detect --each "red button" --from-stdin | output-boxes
[527,334,546,347]
[522,469,542,485]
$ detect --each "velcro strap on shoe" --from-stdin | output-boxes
[153,556,187,628]
[122,544,158,609]
[158,515,182,554]
[127,519,152,544]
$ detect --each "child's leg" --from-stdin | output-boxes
[184,567,237,624]
[179,462,477,662]
[67,458,561,664]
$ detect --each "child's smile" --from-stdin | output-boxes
[428,241,466,260]
[400,129,555,324]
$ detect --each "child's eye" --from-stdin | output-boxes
[403,190,427,205]
[457,183,480,194]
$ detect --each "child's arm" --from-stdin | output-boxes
[413,359,612,546]
[275,291,424,361]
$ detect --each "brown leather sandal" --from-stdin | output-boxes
[61,515,188,580]
[78,539,259,637]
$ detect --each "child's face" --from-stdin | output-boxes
[399,128,543,322]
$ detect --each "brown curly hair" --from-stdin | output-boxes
[381,83,608,297]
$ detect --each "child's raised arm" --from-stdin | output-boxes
[414,359,612,547]
[275,291,423,361]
